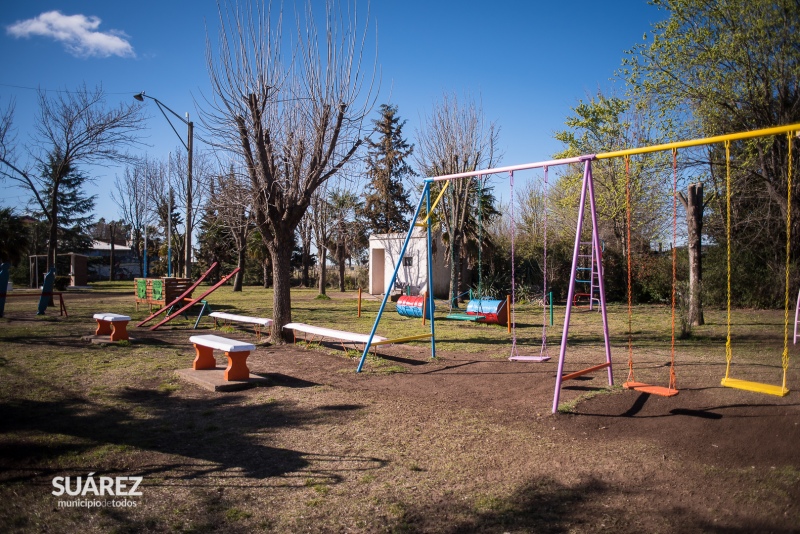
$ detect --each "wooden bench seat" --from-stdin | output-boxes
[209,312,273,340]
[92,313,131,341]
[283,322,387,353]
[189,334,256,381]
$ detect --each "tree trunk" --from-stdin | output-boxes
[108,224,116,281]
[47,193,58,274]
[233,243,245,292]
[268,231,293,342]
[338,243,346,292]
[680,183,704,326]
[133,229,143,277]
[109,241,115,281]
[318,247,328,296]
[301,252,310,287]
[263,257,271,288]
[300,229,312,287]
[449,231,462,308]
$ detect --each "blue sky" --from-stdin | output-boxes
[0,1,665,222]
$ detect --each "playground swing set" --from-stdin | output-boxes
[351,122,798,412]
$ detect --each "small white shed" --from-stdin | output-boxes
[368,229,450,298]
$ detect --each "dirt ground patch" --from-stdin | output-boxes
[1,289,798,532]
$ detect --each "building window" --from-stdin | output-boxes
[403,256,413,267]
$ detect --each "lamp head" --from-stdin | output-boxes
[133,92,145,102]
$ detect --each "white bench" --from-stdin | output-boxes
[209,312,273,340]
[189,334,256,381]
[283,322,387,354]
[92,313,131,341]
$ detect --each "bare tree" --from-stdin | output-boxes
[170,148,213,276]
[0,85,144,272]
[297,212,314,287]
[415,93,500,306]
[329,188,362,291]
[211,165,253,291]
[201,0,376,339]
[0,99,15,160]
[90,218,128,280]
[678,182,705,326]
[112,164,149,275]
[311,183,333,296]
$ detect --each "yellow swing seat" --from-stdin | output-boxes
[720,377,789,397]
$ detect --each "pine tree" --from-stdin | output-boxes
[362,104,415,234]
[195,197,231,284]
[33,151,96,254]
[0,208,30,265]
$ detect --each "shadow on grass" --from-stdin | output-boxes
[0,388,384,487]
[374,353,428,366]
[575,392,798,419]
[256,373,318,388]
[389,474,796,533]
[389,477,609,533]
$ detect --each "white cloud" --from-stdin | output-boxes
[6,10,135,58]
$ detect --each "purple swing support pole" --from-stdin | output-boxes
[552,157,614,413]
[587,160,614,386]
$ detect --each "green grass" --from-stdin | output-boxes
[557,386,623,413]
[5,282,788,376]
[0,282,796,532]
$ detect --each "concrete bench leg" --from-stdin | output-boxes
[110,321,129,341]
[224,350,251,381]
[193,344,217,370]
[95,319,112,336]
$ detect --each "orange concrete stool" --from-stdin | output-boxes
[92,313,131,341]
[188,334,255,381]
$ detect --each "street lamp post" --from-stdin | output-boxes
[134,91,194,278]
[167,151,173,277]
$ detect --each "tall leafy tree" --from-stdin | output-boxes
[0,207,29,265]
[362,104,415,234]
[625,0,800,307]
[553,93,670,259]
[552,92,676,304]
[33,151,96,254]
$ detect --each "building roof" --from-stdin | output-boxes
[369,229,426,241]
[92,240,131,251]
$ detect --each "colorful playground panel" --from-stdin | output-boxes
[134,277,194,311]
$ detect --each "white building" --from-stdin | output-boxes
[368,229,450,298]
